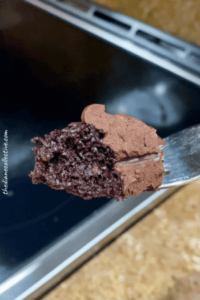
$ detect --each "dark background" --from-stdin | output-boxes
[0,0,200,284]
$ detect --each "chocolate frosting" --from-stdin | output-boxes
[82,104,167,198]
[30,104,167,200]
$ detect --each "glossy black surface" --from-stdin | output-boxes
[1,19,200,284]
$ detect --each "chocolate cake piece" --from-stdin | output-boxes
[29,122,124,200]
[81,104,167,198]
[30,104,167,200]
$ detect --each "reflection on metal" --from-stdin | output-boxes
[161,124,200,188]
[104,84,186,128]
[0,188,179,300]
[25,0,200,85]
[0,263,39,295]
[1,0,199,299]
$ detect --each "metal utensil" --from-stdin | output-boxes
[161,124,200,188]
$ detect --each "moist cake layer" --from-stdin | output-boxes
[29,122,124,200]
[30,104,167,200]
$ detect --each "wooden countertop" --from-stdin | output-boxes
[43,180,200,300]
[93,0,200,47]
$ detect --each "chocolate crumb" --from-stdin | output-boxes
[29,122,124,200]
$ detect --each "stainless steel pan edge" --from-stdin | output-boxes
[0,1,197,299]
[25,0,200,85]
[0,188,179,300]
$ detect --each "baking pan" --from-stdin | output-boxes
[0,1,200,299]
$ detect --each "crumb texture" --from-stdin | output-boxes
[29,122,124,200]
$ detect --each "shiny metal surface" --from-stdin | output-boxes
[161,124,200,188]
[0,1,200,300]
[25,0,200,86]
[0,188,179,300]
